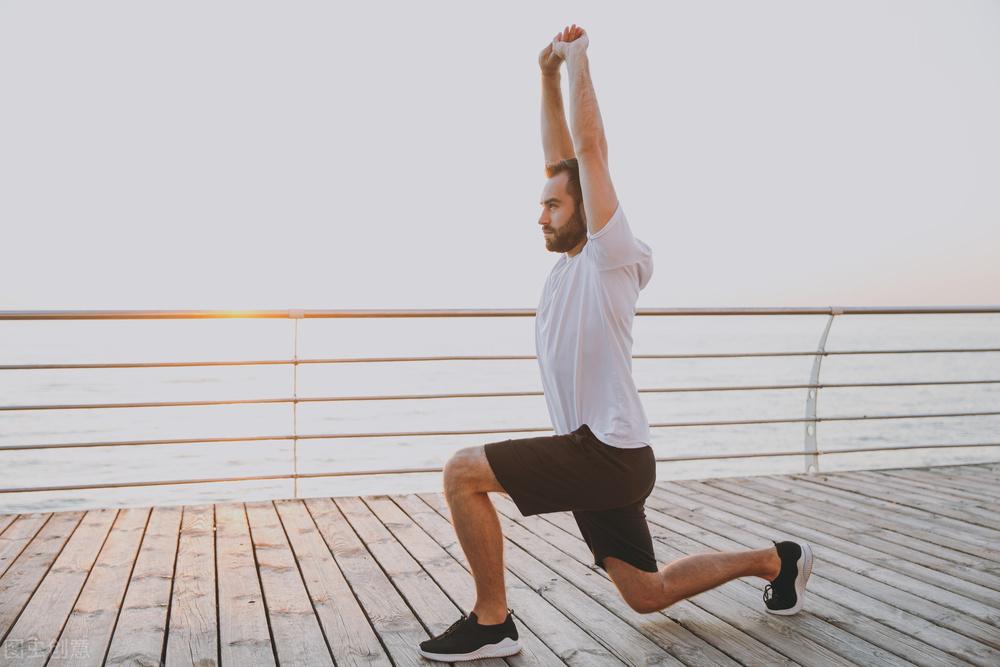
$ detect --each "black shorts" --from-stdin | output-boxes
[483,423,658,573]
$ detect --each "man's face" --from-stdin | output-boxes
[538,171,586,254]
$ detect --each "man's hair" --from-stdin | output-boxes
[545,158,586,224]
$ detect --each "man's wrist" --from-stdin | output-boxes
[564,52,588,71]
[541,69,561,80]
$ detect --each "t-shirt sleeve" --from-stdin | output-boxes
[586,202,652,272]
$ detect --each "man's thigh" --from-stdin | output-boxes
[445,445,507,494]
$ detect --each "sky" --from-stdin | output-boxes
[1,0,998,311]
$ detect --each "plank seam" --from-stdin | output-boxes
[302,498,396,666]
[415,492,635,666]
[46,508,120,664]
[242,502,280,666]
[331,497,438,641]
[653,482,1000,658]
[399,493,593,665]
[214,505,221,667]
[0,513,51,582]
[269,499,337,664]
[0,512,69,646]
[102,506,155,665]
[527,507,759,663]
[161,505,185,667]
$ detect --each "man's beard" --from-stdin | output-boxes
[545,208,587,253]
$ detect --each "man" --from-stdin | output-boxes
[418,25,813,662]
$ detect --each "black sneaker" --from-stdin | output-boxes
[418,609,521,662]
[763,540,813,615]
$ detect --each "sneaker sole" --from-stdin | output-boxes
[419,637,522,662]
[766,541,813,615]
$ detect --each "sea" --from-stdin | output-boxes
[1,312,998,513]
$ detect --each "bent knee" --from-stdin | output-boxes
[626,593,667,615]
[443,447,486,495]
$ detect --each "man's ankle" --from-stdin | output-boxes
[472,606,509,625]
[760,545,781,581]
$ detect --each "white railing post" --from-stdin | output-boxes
[290,310,304,497]
[804,308,842,473]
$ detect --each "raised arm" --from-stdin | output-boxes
[553,25,619,235]
[539,33,575,165]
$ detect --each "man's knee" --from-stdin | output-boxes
[625,588,670,614]
[606,557,668,614]
[443,449,468,493]
[443,446,491,497]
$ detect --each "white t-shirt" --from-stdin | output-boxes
[535,202,654,449]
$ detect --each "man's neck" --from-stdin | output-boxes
[566,238,587,257]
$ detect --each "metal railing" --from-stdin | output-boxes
[1,306,998,497]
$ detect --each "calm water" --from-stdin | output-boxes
[1,313,998,513]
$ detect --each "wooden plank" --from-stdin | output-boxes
[0,515,17,536]
[0,512,83,642]
[486,495,766,666]
[879,468,1000,501]
[363,495,562,667]
[651,482,1000,664]
[304,497,426,667]
[671,481,1000,629]
[775,472,1000,558]
[215,503,274,666]
[560,498,953,667]
[419,492,689,667]
[934,464,1000,484]
[244,501,334,666]
[794,474,1000,544]
[799,473,1000,534]
[744,475,1000,567]
[644,487,995,667]
[49,508,150,666]
[0,514,49,579]
[105,505,183,667]
[647,488,976,665]
[486,492,786,666]
[848,470,999,508]
[335,497,504,667]
[567,498,968,667]
[164,505,219,667]
[0,508,117,666]
[710,477,1000,592]
[273,498,389,666]
[393,493,623,666]
[878,469,1000,504]
[529,498,892,667]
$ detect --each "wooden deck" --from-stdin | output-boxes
[1,463,998,666]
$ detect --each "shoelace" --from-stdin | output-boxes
[764,539,781,604]
[434,614,468,640]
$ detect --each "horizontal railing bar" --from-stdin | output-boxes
[1,397,295,411]
[3,441,998,493]
[645,411,1000,428]
[654,441,1000,461]
[4,410,1000,451]
[817,442,1000,455]
[4,347,999,372]
[819,347,1000,356]
[0,473,295,494]
[5,378,1000,412]
[0,434,298,451]
[0,359,297,370]
[2,305,1000,320]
